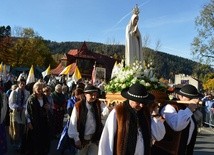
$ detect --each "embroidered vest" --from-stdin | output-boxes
[75,99,103,142]
[113,101,151,155]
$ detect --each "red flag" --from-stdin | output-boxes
[91,65,96,85]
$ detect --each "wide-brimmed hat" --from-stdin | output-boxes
[176,84,202,99]
[84,84,98,93]
[121,83,155,104]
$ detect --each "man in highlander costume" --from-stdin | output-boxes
[68,84,104,155]
[98,83,166,155]
[152,84,201,155]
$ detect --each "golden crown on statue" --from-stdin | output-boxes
[132,4,140,15]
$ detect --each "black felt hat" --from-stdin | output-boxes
[77,82,85,90]
[84,84,98,93]
[176,84,202,99]
[121,83,155,104]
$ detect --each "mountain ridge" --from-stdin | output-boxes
[45,40,213,80]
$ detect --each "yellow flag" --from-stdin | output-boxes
[3,64,7,76]
[0,62,3,73]
[26,65,35,84]
[59,64,72,75]
[42,65,51,78]
[72,66,82,83]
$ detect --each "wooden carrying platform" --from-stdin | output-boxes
[99,92,202,105]
[166,100,202,105]
[99,93,125,105]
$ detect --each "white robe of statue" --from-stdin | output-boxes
[125,14,143,66]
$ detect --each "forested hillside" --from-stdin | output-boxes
[45,40,124,57]
[46,41,213,81]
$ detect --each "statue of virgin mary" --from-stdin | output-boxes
[125,5,143,66]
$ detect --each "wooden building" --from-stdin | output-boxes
[51,42,116,81]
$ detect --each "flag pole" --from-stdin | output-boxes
[92,61,96,85]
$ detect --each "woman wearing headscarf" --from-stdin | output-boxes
[25,82,51,155]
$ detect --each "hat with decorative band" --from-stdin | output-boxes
[176,84,202,99]
[84,84,98,93]
[121,82,154,104]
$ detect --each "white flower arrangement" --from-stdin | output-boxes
[105,60,167,93]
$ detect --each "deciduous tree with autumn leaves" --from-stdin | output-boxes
[0,26,56,68]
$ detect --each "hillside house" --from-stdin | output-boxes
[51,42,116,81]
[174,74,203,91]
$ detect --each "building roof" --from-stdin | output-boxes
[67,42,96,60]
[67,49,79,56]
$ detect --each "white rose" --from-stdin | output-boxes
[140,80,145,84]
[120,76,126,83]
[131,78,137,84]
[121,84,126,89]
[145,82,151,87]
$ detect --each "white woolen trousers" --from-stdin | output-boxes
[77,142,98,155]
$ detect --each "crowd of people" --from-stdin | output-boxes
[0,74,111,155]
[0,71,212,155]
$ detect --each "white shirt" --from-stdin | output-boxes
[100,101,110,125]
[9,88,30,110]
[98,109,165,155]
[84,102,96,139]
[161,104,195,144]
[38,98,44,107]
[9,88,30,124]
[68,101,105,142]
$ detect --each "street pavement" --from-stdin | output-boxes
[194,127,214,155]
[5,126,214,155]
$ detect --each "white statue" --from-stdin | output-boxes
[125,5,143,66]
